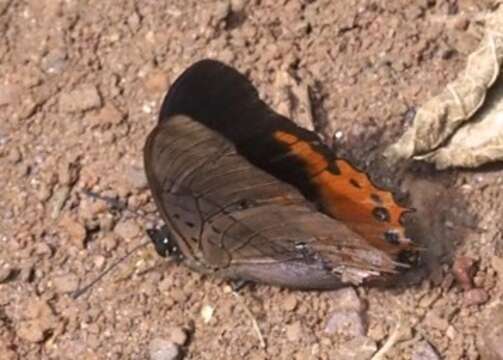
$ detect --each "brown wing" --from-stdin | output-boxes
[156,60,413,258]
[144,114,399,288]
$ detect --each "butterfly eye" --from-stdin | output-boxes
[147,226,175,258]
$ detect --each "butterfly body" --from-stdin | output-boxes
[144,60,413,289]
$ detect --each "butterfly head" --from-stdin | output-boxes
[147,225,182,260]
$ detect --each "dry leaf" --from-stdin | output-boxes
[385,5,503,168]
[421,77,503,169]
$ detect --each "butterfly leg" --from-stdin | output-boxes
[230,279,251,292]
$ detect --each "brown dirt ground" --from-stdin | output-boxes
[1,0,503,359]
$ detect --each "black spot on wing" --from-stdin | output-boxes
[372,207,390,223]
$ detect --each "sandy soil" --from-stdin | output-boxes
[1,0,503,359]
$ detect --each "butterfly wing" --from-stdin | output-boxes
[155,59,412,254]
[145,113,402,289]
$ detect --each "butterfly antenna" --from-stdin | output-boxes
[72,239,150,299]
[71,189,158,300]
[82,189,156,223]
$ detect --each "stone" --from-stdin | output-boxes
[424,311,449,331]
[52,273,80,293]
[201,304,214,324]
[478,305,503,360]
[50,186,71,219]
[169,326,188,346]
[93,255,106,270]
[17,320,49,343]
[114,219,141,239]
[125,165,148,190]
[59,84,102,113]
[212,1,231,25]
[0,83,21,106]
[452,16,469,31]
[58,160,80,186]
[324,310,366,337]
[41,48,67,74]
[0,264,14,283]
[286,321,303,342]
[19,263,34,282]
[59,216,87,248]
[282,294,298,312]
[411,341,440,360]
[149,338,182,360]
[101,234,119,252]
[7,147,22,163]
[145,70,170,95]
[92,103,124,126]
[452,256,476,291]
[329,287,364,312]
[17,299,58,343]
[491,256,503,279]
[463,288,489,306]
[230,0,246,12]
[331,336,377,360]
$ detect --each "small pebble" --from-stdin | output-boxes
[59,216,87,248]
[329,287,364,312]
[452,256,476,291]
[58,160,80,186]
[17,320,48,343]
[331,336,377,360]
[491,256,503,278]
[424,311,449,331]
[0,264,14,283]
[41,48,67,74]
[149,338,182,360]
[21,298,55,321]
[125,165,148,189]
[464,288,489,306]
[412,341,440,360]
[452,16,469,31]
[59,84,102,113]
[19,263,34,283]
[114,219,141,239]
[169,326,188,346]
[34,242,52,257]
[213,0,231,24]
[52,273,80,293]
[286,321,302,342]
[201,304,214,324]
[230,0,246,12]
[282,294,298,312]
[17,299,57,343]
[50,186,71,219]
[0,83,20,106]
[145,70,170,95]
[7,147,22,163]
[94,255,106,270]
[101,234,119,252]
[93,103,124,126]
[478,305,503,359]
[324,310,366,337]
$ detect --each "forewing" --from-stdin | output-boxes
[157,59,413,257]
[144,114,397,278]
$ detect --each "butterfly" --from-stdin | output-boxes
[143,59,414,289]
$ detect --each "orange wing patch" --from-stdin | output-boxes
[274,130,411,254]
